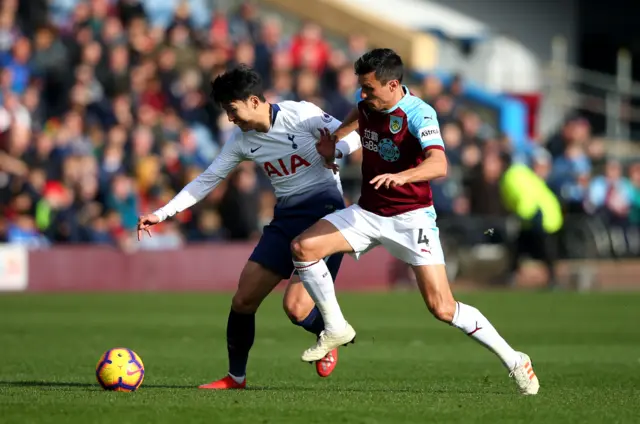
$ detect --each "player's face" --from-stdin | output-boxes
[223,97,260,132]
[358,72,399,111]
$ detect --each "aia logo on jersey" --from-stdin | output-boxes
[264,155,310,177]
[389,116,403,134]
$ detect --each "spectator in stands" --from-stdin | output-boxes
[548,143,591,212]
[546,116,591,159]
[290,22,329,74]
[586,159,634,225]
[629,163,640,226]
[1,0,635,262]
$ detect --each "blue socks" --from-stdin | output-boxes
[291,306,325,337]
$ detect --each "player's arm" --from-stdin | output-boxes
[331,107,359,141]
[371,105,447,189]
[300,102,361,168]
[395,148,447,184]
[400,107,447,182]
[137,134,244,239]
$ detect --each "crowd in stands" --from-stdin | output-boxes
[1,0,639,253]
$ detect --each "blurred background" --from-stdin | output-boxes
[1,0,639,291]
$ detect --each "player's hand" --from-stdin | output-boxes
[370,173,408,190]
[316,127,339,174]
[137,214,160,241]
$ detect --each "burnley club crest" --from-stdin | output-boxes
[389,116,403,134]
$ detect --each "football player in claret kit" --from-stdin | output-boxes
[291,49,540,395]
[136,65,361,389]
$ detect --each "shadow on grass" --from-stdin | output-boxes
[0,380,509,395]
[0,381,194,390]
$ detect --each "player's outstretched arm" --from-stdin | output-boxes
[137,135,244,239]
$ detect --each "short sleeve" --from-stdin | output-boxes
[298,101,343,138]
[406,101,445,151]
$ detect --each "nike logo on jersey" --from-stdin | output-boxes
[250,146,262,153]
[424,116,433,120]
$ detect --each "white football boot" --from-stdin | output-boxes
[301,323,356,362]
[509,352,540,395]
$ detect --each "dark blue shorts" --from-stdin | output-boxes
[249,194,345,280]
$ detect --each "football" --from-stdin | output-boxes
[95,348,145,392]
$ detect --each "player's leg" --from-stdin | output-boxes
[412,264,539,394]
[201,223,295,390]
[283,275,323,336]
[283,253,344,376]
[291,205,378,361]
[199,260,283,390]
[382,209,539,395]
[283,252,344,333]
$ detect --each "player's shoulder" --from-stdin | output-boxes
[280,100,328,116]
[225,126,250,153]
[278,100,333,126]
[228,126,247,143]
[401,94,438,123]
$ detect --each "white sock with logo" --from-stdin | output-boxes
[451,302,520,370]
[293,259,347,333]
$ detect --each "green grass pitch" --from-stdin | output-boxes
[1,291,639,423]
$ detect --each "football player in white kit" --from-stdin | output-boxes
[136,65,361,389]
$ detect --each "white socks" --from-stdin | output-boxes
[293,259,347,333]
[452,301,520,370]
[228,373,245,384]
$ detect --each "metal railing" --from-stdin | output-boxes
[540,36,640,142]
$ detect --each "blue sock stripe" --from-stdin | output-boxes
[297,307,319,326]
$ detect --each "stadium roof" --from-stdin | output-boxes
[337,0,490,41]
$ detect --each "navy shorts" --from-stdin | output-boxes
[249,194,345,280]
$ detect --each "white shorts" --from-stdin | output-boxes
[323,204,445,266]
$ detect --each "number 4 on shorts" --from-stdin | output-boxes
[417,229,429,245]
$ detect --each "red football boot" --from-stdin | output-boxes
[315,348,338,378]
[198,375,246,390]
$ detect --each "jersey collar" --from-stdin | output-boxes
[384,86,410,114]
[270,103,281,128]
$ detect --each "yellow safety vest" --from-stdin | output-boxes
[500,164,563,234]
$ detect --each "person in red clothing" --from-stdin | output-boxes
[289,22,330,74]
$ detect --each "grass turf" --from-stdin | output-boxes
[0,291,639,423]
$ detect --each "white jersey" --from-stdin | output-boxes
[154,101,360,221]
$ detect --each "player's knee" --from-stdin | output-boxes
[282,295,313,323]
[427,298,456,323]
[290,236,318,261]
[231,293,260,314]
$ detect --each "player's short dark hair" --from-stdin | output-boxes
[354,48,404,84]
[210,64,266,106]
